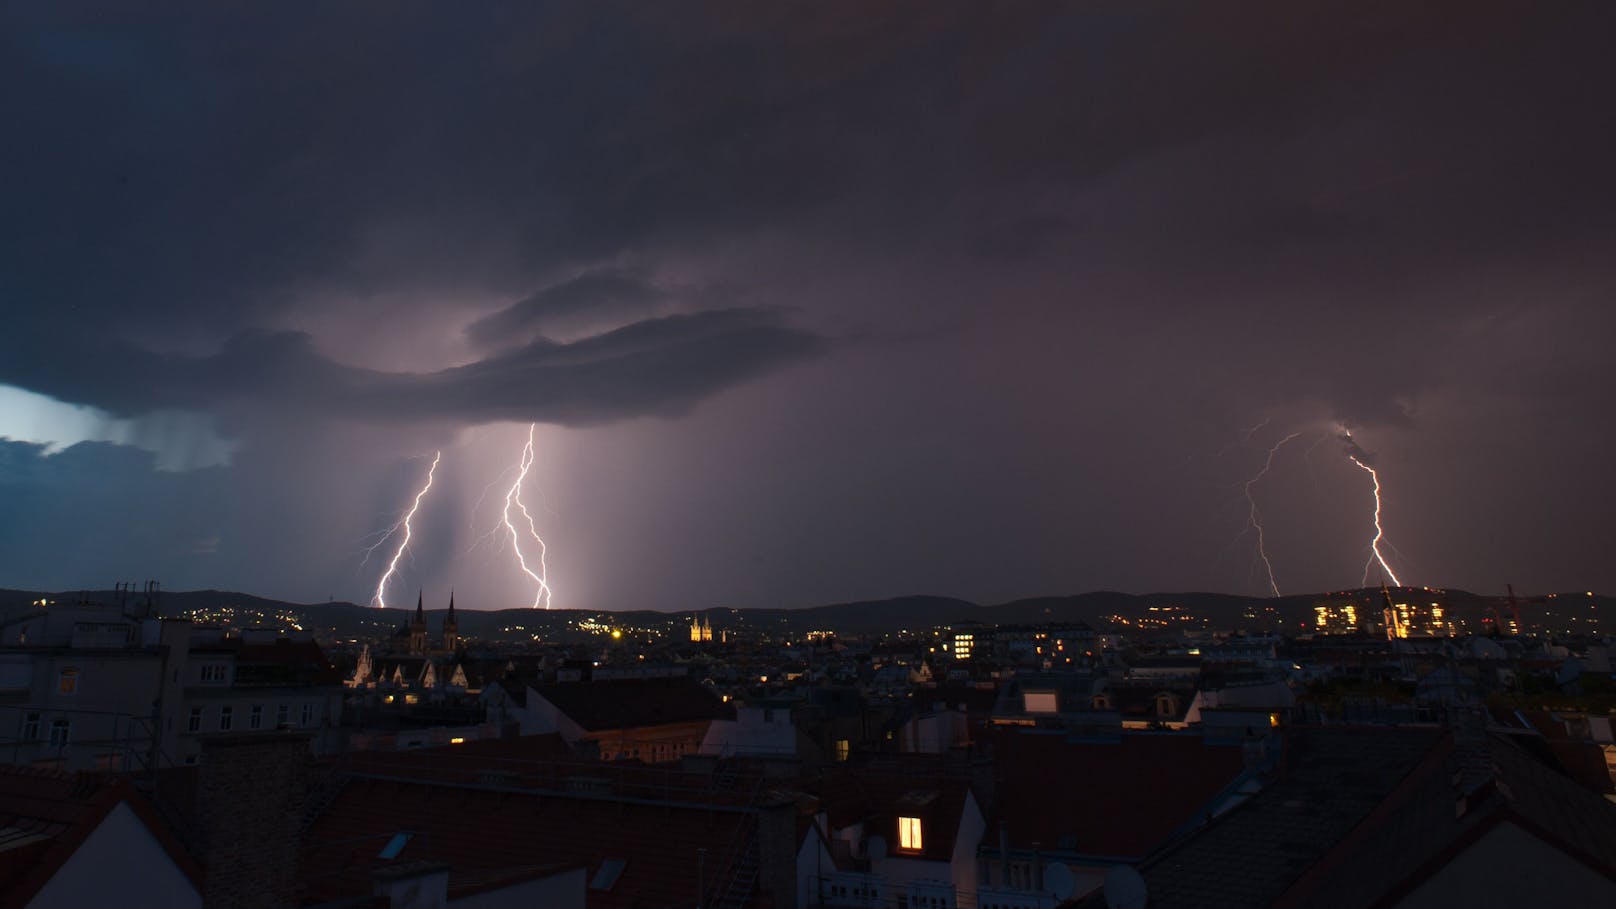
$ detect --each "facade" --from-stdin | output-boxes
[0,600,343,770]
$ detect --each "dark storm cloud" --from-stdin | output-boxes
[3,1,1616,605]
[462,268,742,350]
[2,309,822,426]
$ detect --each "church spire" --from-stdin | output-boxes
[408,590,427,656]
[443,589,459,653]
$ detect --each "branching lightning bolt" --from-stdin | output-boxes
[497,423,554,608]
[1340,427,1402,588]
[368,451,441,608]
[1244,431,1302,597]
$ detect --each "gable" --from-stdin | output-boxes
[26,802,202,909]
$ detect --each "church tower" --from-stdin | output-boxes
[689,613,712,643]
[409,590,428,655]
[442,590,459,652]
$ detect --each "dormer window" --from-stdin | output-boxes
[898,816,923,852]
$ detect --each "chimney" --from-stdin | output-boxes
[198,732,311,908]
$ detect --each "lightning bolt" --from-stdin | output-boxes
[368,451,441,608]
[497,423,554,608]
[1243,431,1302,596]
[1342,430,1402,588]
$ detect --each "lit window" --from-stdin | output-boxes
[1023,692,1058,714]
[899,816,923,851]
[835,739,850,762]
[57,668,79,696]
[188,707,203,732]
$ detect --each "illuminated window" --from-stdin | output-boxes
[1023,692,1058,714]
[57,668,79,696]
[835,739,850,762]
[898,816,923,852]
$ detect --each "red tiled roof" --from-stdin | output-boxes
[0,766,203,909]
[236,638,329,665]
[339,743,764,811]
[534,677,734,731]
[303,776,755,909]
[989,729,1250,859]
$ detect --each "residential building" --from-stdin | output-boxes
[0,764,203,908]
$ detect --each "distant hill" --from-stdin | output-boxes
[0,585,1603,643]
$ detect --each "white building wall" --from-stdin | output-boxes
[26,802,201,909]
[950,791,986,901]
[451,867,586,909]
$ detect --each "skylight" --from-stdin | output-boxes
[590,858,627,891]
[377,832,413,860]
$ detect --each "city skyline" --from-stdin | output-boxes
[3,2,1615,610]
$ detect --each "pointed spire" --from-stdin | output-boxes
[447,589,456,622]
[415,590,424,622]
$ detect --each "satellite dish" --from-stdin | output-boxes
[866,835,888,861]
[1103,866,1148,909]
[1045,863,1076,901]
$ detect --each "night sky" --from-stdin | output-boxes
[3,2,1614,611]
